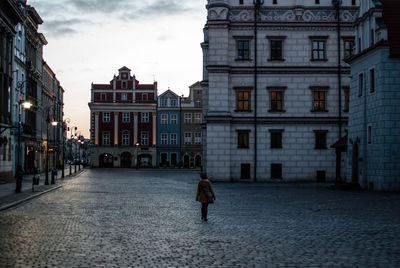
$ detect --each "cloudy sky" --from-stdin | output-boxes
[30,0,207,137]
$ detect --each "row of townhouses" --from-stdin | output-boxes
[88,67,203,169]
[0,0,65,184]
[201,0,400,190]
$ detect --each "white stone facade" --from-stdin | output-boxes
[202,0,358,182]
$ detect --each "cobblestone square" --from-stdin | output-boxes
[0,169,399,267]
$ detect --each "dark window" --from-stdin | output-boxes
[370,68,375,93]
[101,93,106,101]
[271,164,282,179]
[237,40,250,60]
[313,91,326,111]
[237,130,250,149]
[239,0,243,4]
[273,0,277,4]
[270,40,283,60]
[352,0,356,5]
[315,131,327,149]
[315,0,320,4]
[370,29,375,46]
[270,131,283,149]
[236,90,251,111]
[358,37,362,53]
[316,170,326,182]
[344,88,349,112]
[368,126,372,144]
[270,91,283,112]
[358,73,363,97]
[311,40,326,60]
[344,39,355,59]
[241,163,251,180]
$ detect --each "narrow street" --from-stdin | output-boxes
[0,169,399,267]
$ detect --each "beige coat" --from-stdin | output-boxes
[196,179,216,203]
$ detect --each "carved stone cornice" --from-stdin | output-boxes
[229,8,358,23]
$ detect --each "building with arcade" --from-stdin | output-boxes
[89,67,157,168]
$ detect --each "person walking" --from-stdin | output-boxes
[196,173,216,221]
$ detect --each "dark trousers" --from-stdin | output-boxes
[201,202,209,219]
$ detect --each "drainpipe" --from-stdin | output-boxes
[253,1,263,183]
[335,0,342,139]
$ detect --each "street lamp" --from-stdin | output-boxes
[135,142,140,169]
[15,98,32,193]
[45,105,57,185]
[62,118,71,178]
[51,120,58,185]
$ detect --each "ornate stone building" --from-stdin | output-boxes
[0,0,23,182]
[89,67,158,168]
[202,0,358,182]
[346,0,400,191]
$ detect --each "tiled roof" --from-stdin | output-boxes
[382,0,400,57]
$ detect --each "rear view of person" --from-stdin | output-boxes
[196,173,216,221]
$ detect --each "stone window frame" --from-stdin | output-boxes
[121,93,128,101]
[267,86,286,113]
[170,133,177,145]
[102,131,111,146]
[170,114,177,125]
[141,112,149,123]
[309,36,329,61]
[141,131,149,146]
[161,114,168,125]
[310,86,329,113]
[234,36,253,61]
[343,86,350,113]
[269,129,284,149]
[314,130,328,150]
[160,99,168,107]
[122,131,130,146]
[358,72,364,97]
[102,112,111,123]
[194,113,202,124]
[194,132,202,145]
[235,87,252,113]
[368,125,372,145]
[369,68,375,93]
[170,98,177,107]
[161,132,168,145]
[266,36,286,62]
[342,36,355,60]
[122,112,130,123]
[237,129,250,149]
[184,132,192,145]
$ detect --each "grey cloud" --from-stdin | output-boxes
[42,18,89,37]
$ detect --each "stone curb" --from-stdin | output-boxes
[0,185,63,212]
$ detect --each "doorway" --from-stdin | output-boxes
[100,153,114,168]
[120,152,132,168]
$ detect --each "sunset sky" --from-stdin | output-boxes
[30,0,207,137]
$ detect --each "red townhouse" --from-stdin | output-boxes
[88,67,157,168]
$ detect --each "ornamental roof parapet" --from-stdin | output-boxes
[229,8,358,23]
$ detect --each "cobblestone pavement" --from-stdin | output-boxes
[0,169,399,267]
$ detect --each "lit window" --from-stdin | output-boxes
[236,89,251,112]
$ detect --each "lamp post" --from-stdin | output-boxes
[253,0,264,183]
[51,120,58,185]
[78,139,82,171]
[135,142,139,169]
[62,118,71,178]
[45,105,57,185]
[15,90,32,193]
